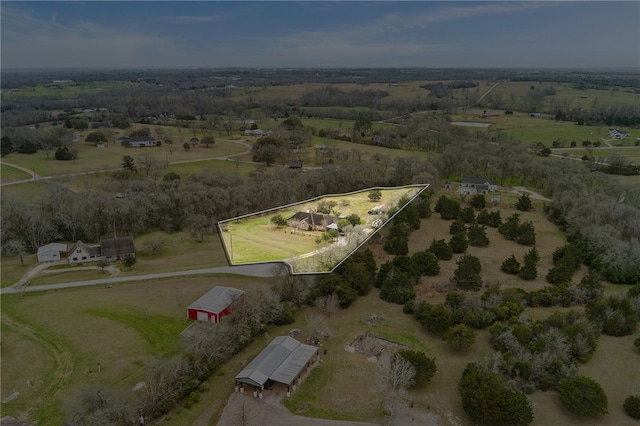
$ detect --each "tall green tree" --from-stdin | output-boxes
[557,376,608,417]
[452,254,483,291]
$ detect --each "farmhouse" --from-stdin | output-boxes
[68,240,100,264]
[120,136,158,147]
[287,211,337,231]
[458,176,498,195]
[235,335,319,398]
[37,243,68,262]
[608,129,630,140]
[100,236,135,262]
[187,286,244,324]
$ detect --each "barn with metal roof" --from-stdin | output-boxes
[235,335,319,397]
[187,286,244,324]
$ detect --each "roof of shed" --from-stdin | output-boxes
[188,286,244,314]
[37,243,68,254]
[100,237,134,256]
[235,336,318,387]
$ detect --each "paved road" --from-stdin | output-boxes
[0,263,283,295]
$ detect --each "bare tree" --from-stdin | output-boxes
[232,398,260,426]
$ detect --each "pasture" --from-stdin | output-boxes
[0,274,263,425]
[490,80,640,109]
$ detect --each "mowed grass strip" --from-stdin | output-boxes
[86,305,185,356]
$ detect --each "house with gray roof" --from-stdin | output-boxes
[458,176,498,195]
[187,286,244,323]
[100,236,135,262]
[235,335,319,397]
[287,211,337,232]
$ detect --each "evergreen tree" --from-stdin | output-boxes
[449,233,469,254]
[517,221,536,245]
[519,247,539,280]
[412,250,440,276]
[459,206,476,223]
[470,194,486,210]
[449,219,466,235]
[468,224,490,247]
[501,254,521,274]
[452,254,483,291]
[499,213,521,240]
[516,194,533,211]
[557,376,608,417]
[429,238,453,260]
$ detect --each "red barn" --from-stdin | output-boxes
[187,286,244,323]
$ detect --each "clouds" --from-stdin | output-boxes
[1,1,638,69]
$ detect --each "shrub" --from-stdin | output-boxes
[449,219,466,235]
[429,238,453,260]
[458,363,533,425]
[412,250,440,276]
[470,194,486,210]
[396,350,437,387]
[451,254,483,291]
[468,224,490,247]
[449,233,468,254]
[516,194,533,211]
[501,254,521,275]
[623,395,640,419]
[557,376,608,417]
[444,324,476,350]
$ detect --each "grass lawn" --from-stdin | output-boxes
[0,163,32,183]
[0,274,265,425]
[0,133,247,178]
[220,186,425,270]
[1,254,39,288]
[490,81,640,109]
[552,147,640,165]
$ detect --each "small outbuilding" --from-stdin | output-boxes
[37,242,68,262]
[235,335,320,398]
[187,286,245,323]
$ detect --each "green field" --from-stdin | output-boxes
[490,81,640,109]
[220,186,425,272]
[0,128,248,178]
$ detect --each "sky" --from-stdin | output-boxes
[1,1,639,70]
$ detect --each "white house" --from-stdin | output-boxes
[458,177,498,195]
[37,243,68,262]
[68,240,100,264]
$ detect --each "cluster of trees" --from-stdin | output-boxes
[498,213,536,246]
[310,249,377,308]
[65,269,315,424]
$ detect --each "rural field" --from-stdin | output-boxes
[2,182,637,426]
[219,186,425,272]
[1,64,639,426]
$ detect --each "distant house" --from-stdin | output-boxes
[288,160,303,169]
[187,286,244,323]
[121,136,157,147]
[608,129,629,140]
[128,136,157,147]
[100,236,134,262]
[368,205,386,215]
[287,212,337,232]
[458,177,498,195]
[68,240,101,264]
[92,122,110,129]
[243,129,266,137]
[444,181,452,189]
[37,243,67,262]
